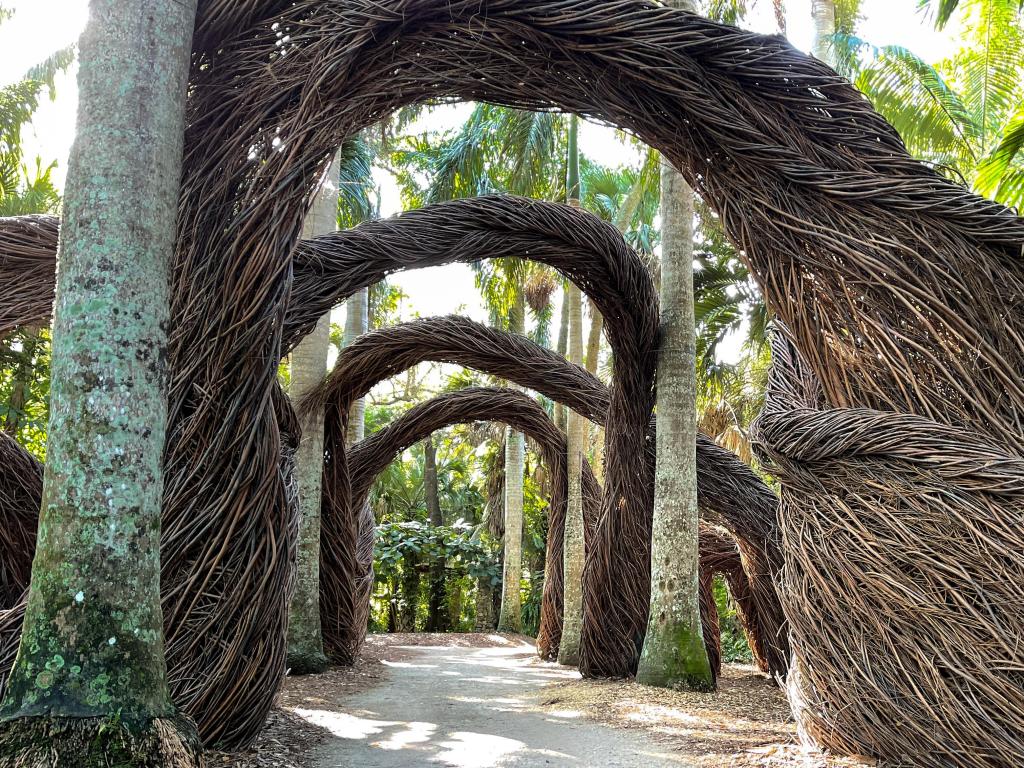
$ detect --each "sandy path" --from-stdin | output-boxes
[304,636,694,767]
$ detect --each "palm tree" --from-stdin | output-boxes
[840,0,1024,207]
[637,0,714,692]
[559,114,587,665]
[286,152,342,675]
[288,137,376,673]
[0,0,200,761]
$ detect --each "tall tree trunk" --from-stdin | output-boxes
[559,114,587,665]
[0,0,202,762]
[286,152,341,674]
[559,284,587,665]
[423,434,449,632]
[344,287,369,443]
[584,300,606,480]
[475,577,496,631]
[554,284,569,433]
[811,0,836,63]
[637,6,714,685]
[497,290,526,633]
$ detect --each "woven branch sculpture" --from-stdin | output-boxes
[1,0,1021,757]
[753,331,1024,767]
[289,197,659,677]
[0,435,40,610]
[303,315,786,675]
[181,1,1024,757]
[342,387,599,662]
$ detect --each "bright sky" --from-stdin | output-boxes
[0,0,960,362]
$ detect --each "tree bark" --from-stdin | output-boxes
[344,287,369,443]
[554,284,569,433]
[423,434,449,632]
[0,0,202,762]
[637,35,714,687]
[558,282,587,665]
[286,152,342,675]
[811,0,836,63]
[559,113,587,664]
[497,291,526,633]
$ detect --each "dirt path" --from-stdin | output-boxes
[214,634,871,768]
[305,636,691,767]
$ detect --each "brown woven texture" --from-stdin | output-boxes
[304,315,783,672]
[289,197,658,677]
[0,214,57,337]
[0,435,40,609]
[753,332,1024,767]
[1,0,1020,755]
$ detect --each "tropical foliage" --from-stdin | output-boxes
[841,0,1024,207]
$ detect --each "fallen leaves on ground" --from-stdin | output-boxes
[535,663,873,768]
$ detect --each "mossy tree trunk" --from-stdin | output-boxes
[286,153,342,675]
[559,114,587,666]
[637,14,714,686]
[0,0,202,763]
[497,291,526,633]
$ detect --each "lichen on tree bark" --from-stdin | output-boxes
[0,0,201,762]
[636,62,714,688]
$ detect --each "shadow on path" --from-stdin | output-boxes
[304,634,694,767]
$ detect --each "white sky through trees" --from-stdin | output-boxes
[1,0,958,367]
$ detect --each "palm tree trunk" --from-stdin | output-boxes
[811,0,836,63]
[424,434,449,632]
[0,0,201,761]
[636,32,714,686]
[286,152,342,674]
[559,282,587,664]
[555,284,570,432]
[584,295,606,481]
[559,113,587,664]
[497,290,526,633]
[344,287,369,443]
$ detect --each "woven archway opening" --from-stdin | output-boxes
[2,0,1021,753]
[288,196,658,676]
[334,386,762,687]
[304,314,787,674]
[339,387,600,662]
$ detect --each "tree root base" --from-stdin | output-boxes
[286,649,329,676]
[0,713,202,767]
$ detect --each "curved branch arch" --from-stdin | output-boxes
[330,387,601,664]
[307,315,788,674]
[289,195,658,675]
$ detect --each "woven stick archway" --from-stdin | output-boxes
[304,314,786,674]
[182,0,1024,706]
[3,0,1021,752]
[341,387,601,661]
[337,388,758,684]
[289,196,658,676]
